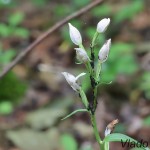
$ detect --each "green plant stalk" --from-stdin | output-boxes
[79,32,106,150]
[79,88,104,150]
[79,44,84,49]
[90,114,110,150]
[104,142,109,150]
[85,62,92,75]
[91,31,99,112]
[79,88,103,149]
[90,31,106,150]
[79,89,104,150]
[80,88,109,150]
[91,31,99,72]
[93,85,98,112]
[91,32,99,48]
[91,32,99,72]
[100,142,109,150]
[90,113,103,150]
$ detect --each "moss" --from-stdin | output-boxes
[0,71,27,103]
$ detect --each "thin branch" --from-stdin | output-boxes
[0,0,103,79]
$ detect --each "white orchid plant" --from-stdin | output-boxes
[61,18,149,150]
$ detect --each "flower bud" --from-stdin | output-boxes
[98,39,111,63]
[97,18,110,33]
[62,72,86,91]
[68,23,82,45]
[74,48,90,63]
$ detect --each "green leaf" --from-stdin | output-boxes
[131,148,146,150]
[0,23,11,37]
[54,4,71,17]
[8,12,24,26]
[0,71,27,103]
[31,0,48,6]
[72,0,90,8]
[140,72,150,99]
[114,0,144,23]
[0,0,16,8]
[101,42,138,82]
[0,101,13,115]
[92,4,112,17]
[81,72,91,92]
[115,55,138,74]
[103,133,136,143]
[0,49,16,64]
[61,134,77,150]
[14,28,29,38]
[61,109,87,120]
[109,43,135,61]
[103,133,150,150]
[101,65,116,82]
[143,116,150,126]
[79,88,89,108]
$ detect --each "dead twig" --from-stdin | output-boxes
[0,0,103,79]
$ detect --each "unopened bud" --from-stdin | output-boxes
[75,48,90,63]
[98,39,111,63]
[68,23,82,45]
[97,18,110,33]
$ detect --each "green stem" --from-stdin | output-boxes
[90,113,103,150]
[104,142,109,150]
[89,32,99,112]
[101,142,109,150]
[80,32,106,150]
[85,62,92,74]
[79,44,85,50]
[93,85,98,111]
[91,32,99,47]
[91,31,99,71]
[90,114,109,150]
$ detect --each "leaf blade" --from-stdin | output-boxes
[103,133,150,150]
[61,109,87,120]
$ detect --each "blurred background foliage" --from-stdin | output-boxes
[0,0,150,150]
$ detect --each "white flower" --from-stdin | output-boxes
[74,48,90,63]
[104,127,111,137]
[97,18,110,33]
[98,39,111,63]
[62,72,86,91]
[68,23,82,45]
